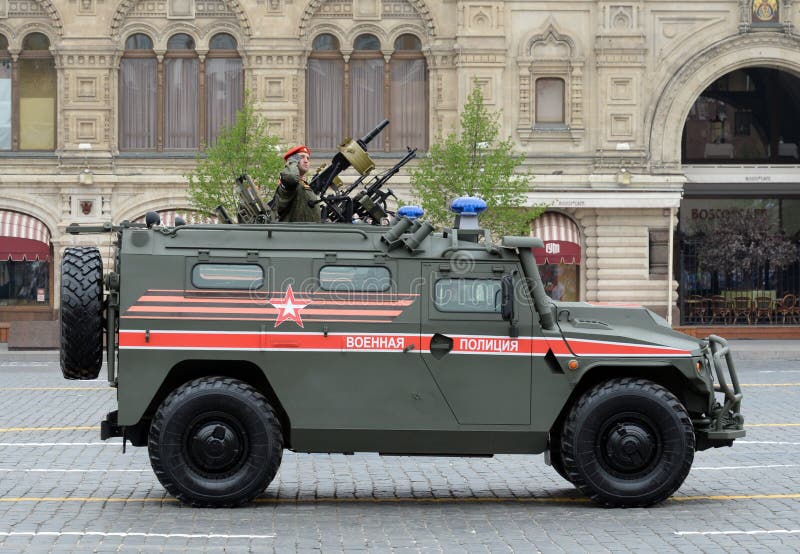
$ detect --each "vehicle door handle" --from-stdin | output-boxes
[429,333,453,359]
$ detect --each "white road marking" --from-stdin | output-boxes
[0,443,119,447]
[0,531,275,539]
[738,441,800,445]
[676,530,800,536]
[693,464,800,470]
[0,469,145,472]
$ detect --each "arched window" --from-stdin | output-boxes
[120,33,157,150]
[120,32,242,151]
[0,32,56,151]
[164,33,198,149]
[307,33,344,149]
[351,34,384,150]
[390,34,427,149]
[306,32,428,152]
[205,33,243,146]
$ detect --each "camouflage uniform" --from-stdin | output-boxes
[273,160,323,223]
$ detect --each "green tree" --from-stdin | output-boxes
[186,95,285,217]
[410,83,543,237]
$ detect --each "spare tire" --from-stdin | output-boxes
[60,247,104,380]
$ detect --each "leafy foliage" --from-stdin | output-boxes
[698,208,798,284]
[186,96,284,217]
[410,83,543,237]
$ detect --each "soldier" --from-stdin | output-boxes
[273,145,323,223]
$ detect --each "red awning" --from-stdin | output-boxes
[531,212,581,264]
[0,210,51,261]
[134,209,217,226]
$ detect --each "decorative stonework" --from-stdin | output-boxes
[652,15,726,63]
[382,0,416,18]
[8,0,46,16]
[111,0,251,36]
[649,31,800,170]
[299,0,436,37]
[517,22,584,144]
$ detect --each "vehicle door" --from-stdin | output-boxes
[420,261,534,425]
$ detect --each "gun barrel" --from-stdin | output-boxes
[359,119,389,147]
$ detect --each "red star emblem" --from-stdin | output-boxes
[269,285,310,328]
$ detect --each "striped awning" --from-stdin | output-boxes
[0,210,51,261]
[134,210,217,227]
[531,212,581,264]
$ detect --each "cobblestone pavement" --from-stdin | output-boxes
[0,352,799,552]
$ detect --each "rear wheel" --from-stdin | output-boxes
[59,247,103,380]
[148,377,283,507]
[561,378,694,507]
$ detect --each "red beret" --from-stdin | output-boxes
[283,145,311,160]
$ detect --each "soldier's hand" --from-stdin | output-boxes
[280,161,301,190]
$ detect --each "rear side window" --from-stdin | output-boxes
[319,266,391,292]
[192,264,263,289]
[435,278,501,312]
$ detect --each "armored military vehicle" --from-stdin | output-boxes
[60,124,744,508]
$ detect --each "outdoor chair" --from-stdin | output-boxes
[730,296,753,325]
[686,295,709,324]
[709,295,732,324]
[753,296,774,325]
[776,293,797,324]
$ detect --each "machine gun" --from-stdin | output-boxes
[320,147,417,224]
[232,174,273,224]
[309,119,389,198]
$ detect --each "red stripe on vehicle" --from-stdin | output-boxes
[565,338,691,356]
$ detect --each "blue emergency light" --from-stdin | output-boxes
[397,205,424,220]
[450,196,487,214]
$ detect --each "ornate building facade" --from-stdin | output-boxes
[1,0,800,338]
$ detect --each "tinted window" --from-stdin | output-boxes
[167,33,195,50]
[354,34,380,51]
[192,264,263,289]
[394,34,421,51]
[125,33,153,50]
[312,33,339,51]
[319,266,391,292]
[209,33,237,50]
[0,35,8,51]
[22,33,50,51]
[435,278,501,313]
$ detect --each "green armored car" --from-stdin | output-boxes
[60,202,744,508]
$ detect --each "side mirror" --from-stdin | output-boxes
[501,273,519,338]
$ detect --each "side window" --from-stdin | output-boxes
[319,265,391,292]
[434,278,502,313]
[192,264,263,289]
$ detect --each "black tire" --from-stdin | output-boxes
[561,378,694,507]
[59,247,103,380]
[149,377,284,507]
[548,433,572,483]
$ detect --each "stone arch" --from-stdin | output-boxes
[299,0,436,38]
[118,22,161,49]
[387,23,428,49]
[306,24,347,49]
[110,0,253,39]
[519,18,580,59]
[2,198,58,242]
[115,196,190,225]
[159,23,202,51]
[198,21,247,50]
[648,32,800,171]
[347,24,390,50]
[13,22,59,51]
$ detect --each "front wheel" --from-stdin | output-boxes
[148,377,283,507]
[561,378,694,507]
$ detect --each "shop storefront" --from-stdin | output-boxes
[531,212,581,302]
[678,197,800,325]
[0,210,53,322]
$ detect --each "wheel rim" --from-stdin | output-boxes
[597,412,661,477]
[184,412,249,478]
